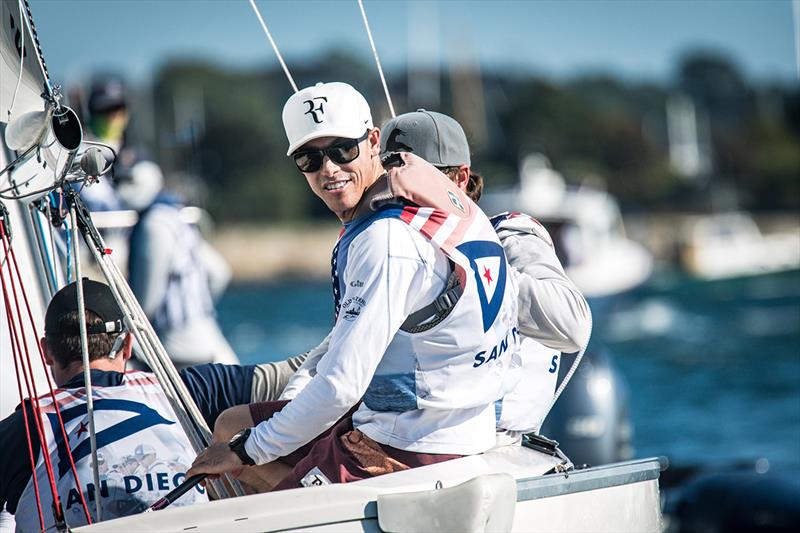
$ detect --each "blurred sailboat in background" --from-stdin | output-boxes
[680,211,800,280]
[666,93,800,280]
[481,154,654,299]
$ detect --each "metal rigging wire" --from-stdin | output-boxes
[357,0,396,118]
[247,0,298,93]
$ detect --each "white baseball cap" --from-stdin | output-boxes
[282,82,373,156]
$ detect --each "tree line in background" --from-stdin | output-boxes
[136,50,798,222]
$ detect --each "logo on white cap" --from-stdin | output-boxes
[304,97,328,123]
[283,82,373,155]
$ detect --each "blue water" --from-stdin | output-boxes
[217,270,800,469]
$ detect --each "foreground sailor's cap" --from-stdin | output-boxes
[381,109,471,167]
[283,82,373,156]
[45,279,124,335]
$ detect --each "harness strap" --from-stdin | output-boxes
[400,263,463,333]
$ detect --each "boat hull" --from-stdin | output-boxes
[74,451,663,532]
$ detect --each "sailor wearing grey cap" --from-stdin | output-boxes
[382,109,484,206]
[189,82,520,492]
[381,110,592,437]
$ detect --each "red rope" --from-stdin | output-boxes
[1,281,45,530]
[4,223,93,523]
[0,222,94,526]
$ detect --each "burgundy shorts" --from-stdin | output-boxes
[249,400,462,491]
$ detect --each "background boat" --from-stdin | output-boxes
[679,211,800,280]
[480,154,654,299]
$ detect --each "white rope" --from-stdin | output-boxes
[538,315,592,428]
[794,0,800,79]
[70,207,103,521]
[89,246,245,499]
[357,0,395,118]
[247,0,298,93]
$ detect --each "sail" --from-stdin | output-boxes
[0,2,55,419]
[1,0,49,124]
[0,149,54,419]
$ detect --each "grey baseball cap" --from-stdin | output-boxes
[380,109,470,167]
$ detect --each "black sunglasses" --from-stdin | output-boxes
[292,131,369,173]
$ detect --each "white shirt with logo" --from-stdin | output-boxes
[282,211,592,438]
[15,372,207,532]
[247,209,519,464]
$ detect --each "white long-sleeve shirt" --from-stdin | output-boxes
[281,212,591,436]
[247,210,516,464]
[128,200,237,365]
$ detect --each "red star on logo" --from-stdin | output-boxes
[482,266,493,285]
[76,420,88,438]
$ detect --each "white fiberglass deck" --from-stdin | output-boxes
[75,447,663,533]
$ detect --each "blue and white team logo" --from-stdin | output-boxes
[47,399,175,479]
[456,241,507,332]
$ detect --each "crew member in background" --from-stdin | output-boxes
[244,110,591,441]
[188,82,520,492]
[380,110,591,437]
[79,76,132,212]
[116,160,238,367]
[0,279,304,530]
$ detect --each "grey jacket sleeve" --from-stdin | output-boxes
[277,331,332,400]
[498,225,592,354]
[249,331,333,402]
[197,240,231,302]
[250,354,309,402]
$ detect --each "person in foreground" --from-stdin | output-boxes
[248,110,591,441]
[188,82,520,491]
[0,280,299,530]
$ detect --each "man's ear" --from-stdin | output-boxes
[369,128,381,156]
[109,330,133,361]
[120,332,134,362]
[457,165,471,191]
[40,337,54,366]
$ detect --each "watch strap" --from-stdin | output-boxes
[229,428,256,466]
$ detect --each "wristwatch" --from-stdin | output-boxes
[228,428,256,466]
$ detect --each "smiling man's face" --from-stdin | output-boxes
[299,128,382,222]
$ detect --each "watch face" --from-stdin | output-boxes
[229,429,245,446]
[228,428,255,466]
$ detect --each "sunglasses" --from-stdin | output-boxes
[292,131,369,173]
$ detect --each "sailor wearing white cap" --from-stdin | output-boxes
[189,82,520,491]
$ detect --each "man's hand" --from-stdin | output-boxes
[187,442,245,480]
